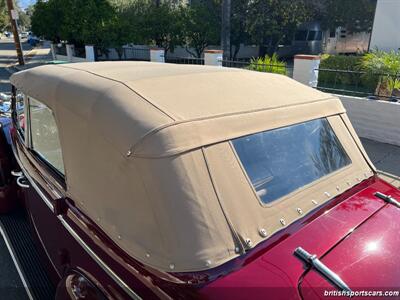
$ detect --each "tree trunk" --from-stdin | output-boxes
[185,47,197,58]
[232,43,241,61]
[196,48,202,58]
[116,47,123,60]
[221,0,231,60]
[6,0,24,65]
[259,45,267,57]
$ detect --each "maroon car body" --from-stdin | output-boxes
[200,177,400,300]
[1,62,400,300]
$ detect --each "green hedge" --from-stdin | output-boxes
[248,54,287,75]
[318,54,379,93]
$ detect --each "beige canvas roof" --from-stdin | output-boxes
[10,62,375,272]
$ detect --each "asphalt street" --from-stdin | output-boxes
[0,39,33,93]
[362,138,400,177]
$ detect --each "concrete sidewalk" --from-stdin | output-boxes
[362,138,400,177]
[6,41,52,73]
[361,138,400,188]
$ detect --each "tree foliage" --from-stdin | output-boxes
[31,0,115,46]
[182,0,220,57]
[0,0,9,31]
[246,0,312,55]
[31,0,63,42]
[141,1,184,54]
[29,0,377,58]
[0,0,30,32]
[230,0,250,59]
[316,0,377,32]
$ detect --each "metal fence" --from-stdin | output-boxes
[91,47,399,102]
[55,44,67,56]
[165,57,204,65]
[94,46,296,77]
[222,60,293,77]
[122,47,150,61]
[162,57,294,77]
[316,68,400,102]
[74,47,86,58]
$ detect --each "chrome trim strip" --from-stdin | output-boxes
[58,216,142,300]
[0,224,34,300]
[11,141,55,213]
[375,192,400,208]
[17,175,30,188]
[294,247,352,292]
[11,170,23,177]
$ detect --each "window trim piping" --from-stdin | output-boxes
[27,96,66,187]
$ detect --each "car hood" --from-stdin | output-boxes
[199,178,400,300]
[300,201,400,299]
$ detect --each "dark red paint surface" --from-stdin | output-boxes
[198,178,399,300]
[301,202,400,299]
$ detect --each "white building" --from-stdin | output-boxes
[369,0,400,52]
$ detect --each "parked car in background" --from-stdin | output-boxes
[0,61,399,299]
[27,33,40,46]
[19,32,29,39]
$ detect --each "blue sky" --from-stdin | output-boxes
[19,0,36,9]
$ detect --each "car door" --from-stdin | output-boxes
[10,89,150,299]
[11,92,68,279]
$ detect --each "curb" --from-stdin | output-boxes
[5,63,24,74]
[5,48,42,74]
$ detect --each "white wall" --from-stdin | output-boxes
[370,0,400,51]
[339,95,400,147]
[293,55,320,87]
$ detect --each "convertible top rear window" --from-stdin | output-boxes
[232,118,351,204]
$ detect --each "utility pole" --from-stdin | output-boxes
[6,0,24,65]
[221,0,231,60]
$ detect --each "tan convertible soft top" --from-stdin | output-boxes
[11,62,375,272]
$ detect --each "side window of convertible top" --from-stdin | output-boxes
[15,90,25,138]
[29,98,65,176]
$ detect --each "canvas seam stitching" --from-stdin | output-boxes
[201,147,246,255]
[130,98,344,157]
[130,97,339,154]
[54,65,176,121]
